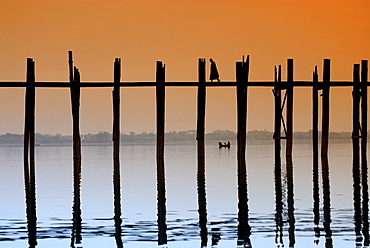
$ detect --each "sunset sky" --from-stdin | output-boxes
[0,0,369,135]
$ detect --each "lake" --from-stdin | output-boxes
[0,141,368,247]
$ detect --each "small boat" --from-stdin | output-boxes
[218,141,230,148]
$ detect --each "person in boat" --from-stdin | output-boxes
[219,142,231,148]
[209,58,220,82]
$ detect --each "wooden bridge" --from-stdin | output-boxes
[2,51,368,246]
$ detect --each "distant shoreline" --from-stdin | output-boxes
[0,138,353,147]
[0,129,356,146]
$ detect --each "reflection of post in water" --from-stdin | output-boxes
[113,158,123,248]
[237,156,251,247]
[113,58,123,248]
[360,60,369,245]
[286,156,295,248]
[197,155,208,247]
[274,157,283,246]
[322,156,333,248]
[24,58,37,247]
[273,65,283,246]
[71,158,82,247]
[352,63,362,245]
[312,66,320,242]
[321,59,333,248]
[157,157,167,245]
[197,58,208,247]
[69,51,82,247]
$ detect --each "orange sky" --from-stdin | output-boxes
[0,0,369,135]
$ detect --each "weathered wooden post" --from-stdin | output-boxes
[236,55,249,158]
[321,59,330,157]
[273,64,284,245]
[352,63,362,244]
[312,66,319,164]
[312,65,320,239]
[196,58,208,246]
[71,65,82,164]
[197,58,206,158]
[273,65,282,163]
[236,55,251,247]
[69,51,81,163]
[156,61,165,158]
[156,61,167,245]
[286,59,294,157]
[361,60,368,161]
[24,57,37,247]
[112,58,123,248]
[321,58,333,246]
[69,51,82,245]
[113,58,121,159]
[285,58,295,247]
[361,60,369,245]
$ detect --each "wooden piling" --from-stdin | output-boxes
[273,64,284,246]
[68,51,74,84]
[286,59,294,157]
[235,55,251,246]
[156,61,167,245]
[352,63,360,174]
[273,65,282,163]
[321,58,332,246]
[69,54,81,162]
[69,51,82,245]
[197,58,206,157]
[361,60,368,169]
[236,55,249,158]
[361,60,369,245]
[361,60,368,160]
[112,58,123,248]
[312,66,319,164]
[285,59,295,246]
[352,63,362,244]
[312,65,320,237]
[113,58,121,159]
[196,58,208,246]
[156,61,165,158]
[321,59,331,157]
[24,58,37,247]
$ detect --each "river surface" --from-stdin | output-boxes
[0,141,368,247]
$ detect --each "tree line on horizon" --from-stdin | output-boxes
[0,129,355,145]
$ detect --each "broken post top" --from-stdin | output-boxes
[236,55,250,83]
[114,58,121,84]
[198,58,206,83]
[156,61,165,83]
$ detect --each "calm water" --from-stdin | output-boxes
[0,142,368,247]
